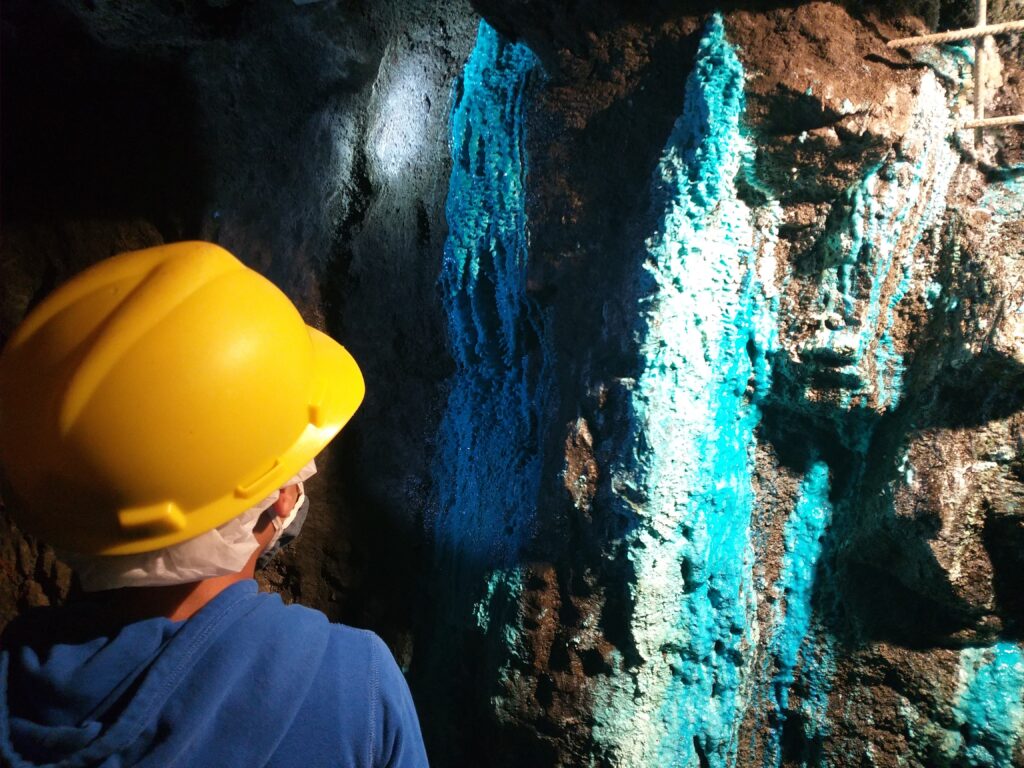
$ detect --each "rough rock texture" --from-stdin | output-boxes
[430,2,1024,766]
[2,1,1023,767]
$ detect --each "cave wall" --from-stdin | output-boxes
[416,2,1024,766]
[2,1,1023,767]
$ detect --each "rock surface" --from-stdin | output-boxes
[1,1,1022,767]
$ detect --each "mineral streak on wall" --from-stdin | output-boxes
[763,461,835,767]
[791,69,960,429]
[433,20,546,572]
[592,16,780,767]
[420,22,547,750]
[424,20,550,739]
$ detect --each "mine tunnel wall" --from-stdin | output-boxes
[2,1,1023,767]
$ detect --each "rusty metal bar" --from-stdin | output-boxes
[975,0,988,147]
[960,114,1024,129]
[888,3,1024,141]
[886,19,1024,48]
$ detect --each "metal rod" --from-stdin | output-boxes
[960,114,1024,129]
[975,0,988,148]
[886,19,1024,48]
[889,5,1024,141]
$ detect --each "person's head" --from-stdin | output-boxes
[0,241,364,590]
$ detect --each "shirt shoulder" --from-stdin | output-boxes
[361,632,429,768]
[211,588,428,768]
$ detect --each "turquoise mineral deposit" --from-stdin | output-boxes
[593,15,780,767]
[763,461,835,768]
[953,642,1024,767]
[434,20,548,570]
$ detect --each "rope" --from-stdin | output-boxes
[887,19,1024,48]
[960,114,1024,129]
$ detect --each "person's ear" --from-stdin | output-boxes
[271,484,299,518]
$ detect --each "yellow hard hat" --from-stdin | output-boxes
[0,241,364,555]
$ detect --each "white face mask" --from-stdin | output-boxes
[65,460,318,592]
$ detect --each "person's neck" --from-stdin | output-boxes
[86,506,279,623]
[94,556,258,623]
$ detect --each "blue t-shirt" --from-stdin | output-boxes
[0,580,428,767]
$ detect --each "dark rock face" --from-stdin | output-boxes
[2,2,1023,767]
